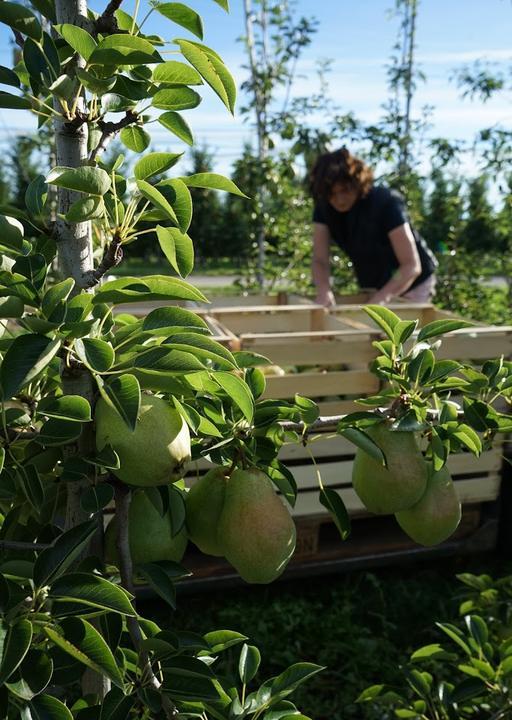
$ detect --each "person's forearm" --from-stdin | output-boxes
[369,265,421,303]
[312,256,331,295]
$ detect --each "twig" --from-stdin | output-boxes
[82,234,123,288]
[12,29,24,49]
[95,0,124,34]
[0,540,51,551]
[89,110,139,162]
[114,483,178,718]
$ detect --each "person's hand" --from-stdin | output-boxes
[315,289,336,307]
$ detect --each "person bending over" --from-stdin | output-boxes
[310,147,437,306]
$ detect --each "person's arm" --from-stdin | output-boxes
[312,222,335,307]
[368,223,422,304]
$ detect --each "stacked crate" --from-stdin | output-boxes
[180,296,512,585]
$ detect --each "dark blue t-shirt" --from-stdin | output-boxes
[313,185,436,291]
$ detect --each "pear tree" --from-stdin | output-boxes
[0,1,511,717]
[0,1,324,716]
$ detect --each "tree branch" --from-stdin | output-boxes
[95,0,124,34]
[82,233,123,288]
[114,484,178,718]
[0,540,51,551]
[89,110,139,162]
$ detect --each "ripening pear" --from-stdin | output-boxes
[218,467,296,584]
[95,393,191,487]
[395,463,461,546]
[186,466,229,556]
[105,489,187,565]
[352,422,428,514]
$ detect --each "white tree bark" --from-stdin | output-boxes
[54,0,109,701]
[54,0,94,290]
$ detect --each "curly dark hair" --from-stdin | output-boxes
[309,148,374,202]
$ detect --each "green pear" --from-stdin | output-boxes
[186,466,229,556]
[218,467,296,584]
[352,422,428,514]
[395,464,461,546]
[105,489,188,565]
[95,393,191,487]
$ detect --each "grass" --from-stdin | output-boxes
[140,553,512,720]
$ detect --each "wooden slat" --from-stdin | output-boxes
[290,474,501,517]
[279,450,502,493]
[262,369,379,399]
[241,337,379,366]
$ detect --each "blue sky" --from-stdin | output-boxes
[0,0,510,176]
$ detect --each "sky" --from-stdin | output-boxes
[0,0,510,177]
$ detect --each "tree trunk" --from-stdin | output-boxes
[54,0,110,701]
[243,0,267,288]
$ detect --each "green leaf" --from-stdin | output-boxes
[157,178,192,232]
[92,275,207,305]
[136,180,179,224]
[142,306,209,335]
[41,280,74,322]
[36,395,92,422]
[75,338,115,372]
[89,34,163,65]
[338,426,386,466]
[180,171,247,196]
[46,617,124,688]
[0,335,61,399]
[55,23,97,61]
[158,111,194,145]
[134,345,205,373]
[213,0,228,9]
[0,619,33,685]
[319,487,350,540]
[364,305,401,340]
[28,694,73,720]
[38,417,83,445]
[417,319,474,342]
[25,175,48,217]
[156,3,203,38]
[204,630,247,653]
[13,253,47,291]
[157,225,194,276]
[393,319,417,346]
[152,60,202,85]
[213,371,254,422]
[76,67,117,94]
[239,643,261,684]
[0,214,24,252]
[294,394,319,424]
[5,649,53,701]
[163,332,237,369]
[0,2,42,41]
[134,152,183,181]
[175,39,236,113]
[138,562,177,609]
[30,0,56,22]
[452,424,482,455]
[65,195,104,222]
[271,663,324,698]
[407,348,435,384]
[119,125,150,152]
[0,91,31,109]
[49,573,136,616]
[33,520,97,587]
[0,65,21,88]
[80,483,114,513]
[161,655,219,700]
[47,166,111,196]
[102,374,141,432]
[18,465,44,514]
[152,86,201,111]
